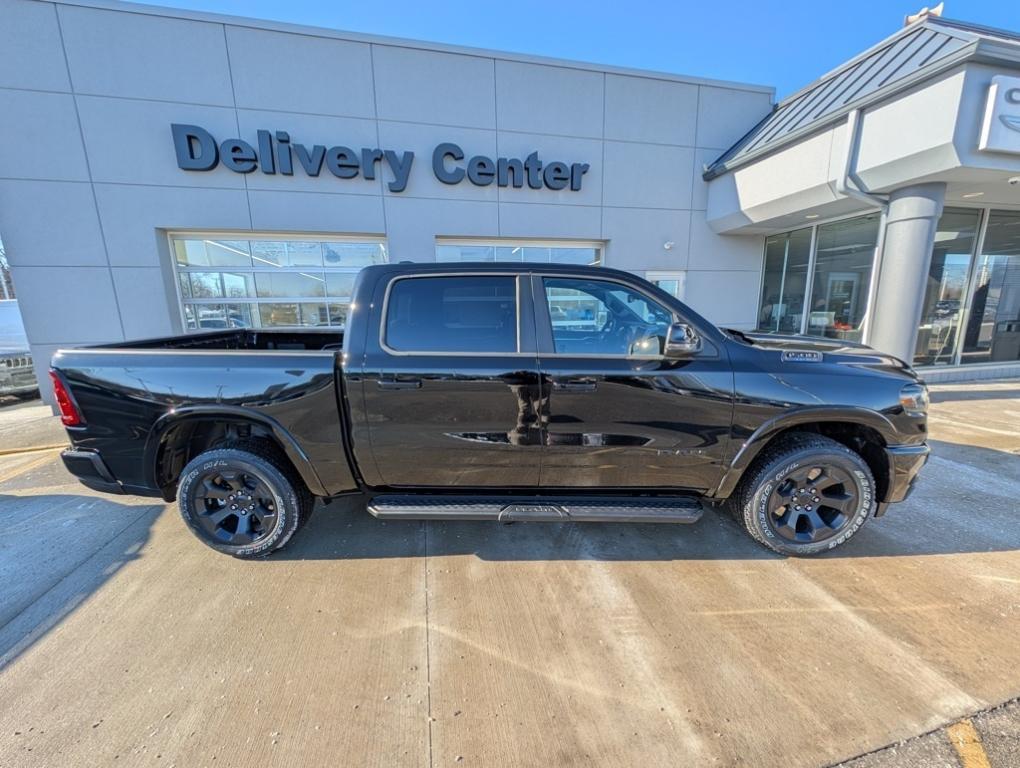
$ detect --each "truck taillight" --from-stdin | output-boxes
[50,371,84,427]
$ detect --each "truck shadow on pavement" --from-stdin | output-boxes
[1,436,1014,671]
[272,438,1020,563]
[0,492,160,670]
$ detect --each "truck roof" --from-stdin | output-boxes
[362,261,639,281]
[357,261,724,339]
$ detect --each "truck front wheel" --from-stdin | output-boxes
[177,444,309,558]
[733,433,876,556]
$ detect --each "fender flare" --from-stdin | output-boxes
[712,406,898,499]
[145,405,328,498]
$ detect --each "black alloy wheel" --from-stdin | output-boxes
[191,468,279,546]
[177,444,308,558]
[734,433,876,556]
[766,464,858,544]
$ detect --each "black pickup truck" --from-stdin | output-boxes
[52,262,929,558]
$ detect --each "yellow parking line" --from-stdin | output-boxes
[946,719,992,768]
[0,443,66,458]
[0,451,59,484]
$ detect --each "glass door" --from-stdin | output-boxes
[913,208,981,367]
[757,228,812,334]
[805,214,881,342]
[961,210,1020,365]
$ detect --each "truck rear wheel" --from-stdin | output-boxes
[177,444,310,558]
[733,433,875,556]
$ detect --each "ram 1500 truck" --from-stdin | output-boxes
[51,262,930,558]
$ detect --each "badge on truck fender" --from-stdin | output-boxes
[782,350,823,363]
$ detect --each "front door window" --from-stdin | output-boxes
[542,277,673,357]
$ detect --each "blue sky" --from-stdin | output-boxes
[158,0,1017,98]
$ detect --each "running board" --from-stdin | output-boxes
[367,495,705,524]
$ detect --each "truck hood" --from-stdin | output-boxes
[727,330,917,374]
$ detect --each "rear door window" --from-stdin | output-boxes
[384,275,518,354]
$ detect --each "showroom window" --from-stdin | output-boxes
[171,234,387,330]
[436,240,601,266]
[806,214,880,341]
[757,228,812,334]
[961,210,1020,365]
[0,236,13,299]
[758,208,1020,366]
[646,271,687,301]
[913,208,982,366]
[756,214,880,340]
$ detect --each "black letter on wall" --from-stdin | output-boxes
[543,161,570,191]
[432,143,465,185]
[220,139,258,173]
[171,124,218,171]
[384,150,415,193]
[326,146,361,179]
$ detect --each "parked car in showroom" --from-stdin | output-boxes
[0,300,38,398]
[51,262,929,559]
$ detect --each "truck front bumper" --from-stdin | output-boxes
[885,443,930,502]
[874,443,929,516]
[61,449,124,495]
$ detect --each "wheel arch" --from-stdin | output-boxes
[145,406,327,501]
[715,407,896,503]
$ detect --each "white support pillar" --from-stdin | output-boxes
[867,182,946,363]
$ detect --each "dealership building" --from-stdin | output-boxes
[2,0,1020,402]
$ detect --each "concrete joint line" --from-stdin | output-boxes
[423,521,434,768]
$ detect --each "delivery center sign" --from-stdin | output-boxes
[171,124,590,193]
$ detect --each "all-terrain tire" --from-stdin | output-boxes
[732,433,876,556]
[177,441,313,558]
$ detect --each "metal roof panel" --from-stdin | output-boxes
[704,17,1018,179]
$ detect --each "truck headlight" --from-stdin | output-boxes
[899,383,929,415]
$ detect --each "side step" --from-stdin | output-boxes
[367,495,704,524]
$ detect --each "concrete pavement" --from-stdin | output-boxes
[841,699,1020,768]
[0,398,63,453]
[0,381,1018,767]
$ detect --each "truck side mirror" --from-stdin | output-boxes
[664,322,701,358]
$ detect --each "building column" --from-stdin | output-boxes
[867,182,946,363]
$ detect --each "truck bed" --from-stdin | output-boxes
[52,328,355,500]
[89,328,345,352]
